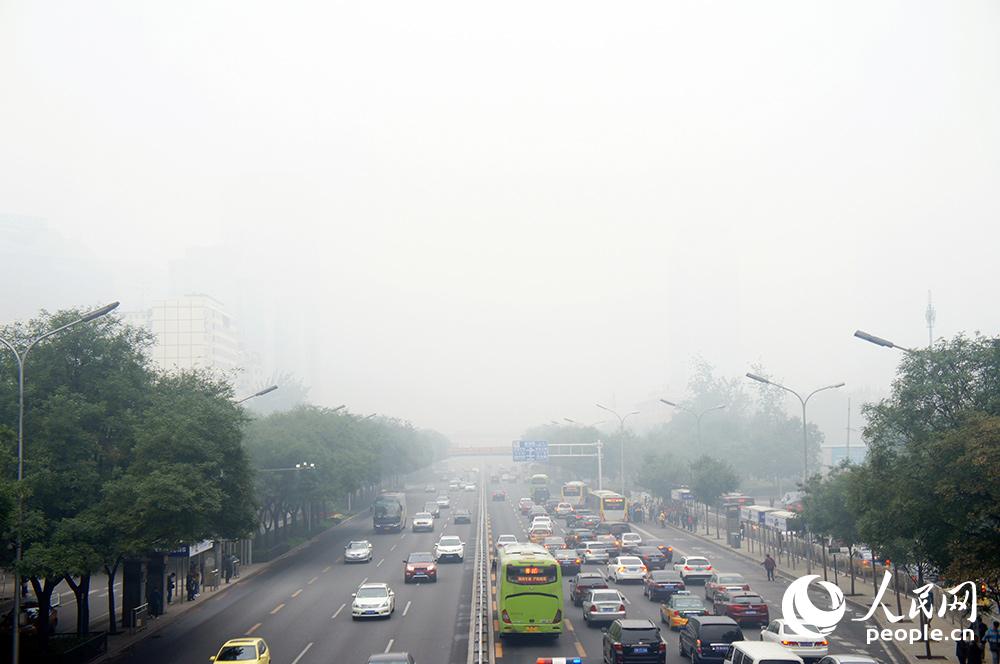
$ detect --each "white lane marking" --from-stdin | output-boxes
[376,558,384,568]
[400,534,406,539]
[290,642,313,664]
[332,603,345,618]
[403,600,412,616]
[362,577,368,585]
[390,544,397,552]
[384,639,394,653]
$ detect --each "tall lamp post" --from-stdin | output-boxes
[235,384,279,404]
[659,400,726,446]
[745,372,844,573]
[595,404,639,498]
[0,301,119,664]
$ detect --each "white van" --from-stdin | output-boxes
[724,641,804,664]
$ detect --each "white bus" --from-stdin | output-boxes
[586,489,627,522]
[560,480,587,508]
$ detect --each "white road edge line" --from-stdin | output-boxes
[384,638,394,653]
[290,642,313,664]
[332,603,345,619]
[403,600,412,616]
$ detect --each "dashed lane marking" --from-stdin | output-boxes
[332,603,345,619]
[308,576,318,585]
[270,603,285,614]
[245,622,262,635]
[390,544,397,552]
[322,566,332,573]
[384,639,394,653]
[362,577,368,585]
[575,640,587,658]
[290,642,313,664]
[291,589,303,598]
[403,600,412,616]
[495,642,503,658]
[564,618,575,633]
[377,558,384,568]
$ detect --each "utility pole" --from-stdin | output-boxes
[846,397,851,464]
[925,290,936,348]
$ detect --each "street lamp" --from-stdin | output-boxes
[331,404,346,413]
[659,400,726,446]
[235,384,279,404]
[564,418,606,427]
[0,301,119,664]
[595,404,639,497]
[853,330,916,354]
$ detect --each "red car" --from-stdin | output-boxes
[403,552,437,583]
[492,490,507,501]
[704,572,751,602]
[712,590,769,627]
[518,497,534,515]
[569,572,609,606]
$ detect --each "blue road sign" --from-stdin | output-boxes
[512,440,549,462]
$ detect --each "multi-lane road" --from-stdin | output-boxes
[109,465,896,664]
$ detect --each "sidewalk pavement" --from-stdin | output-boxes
[654,518,968,664]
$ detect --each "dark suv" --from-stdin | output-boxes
[602,618,666,663]
[570,571,609,606]
[678,615,744,664]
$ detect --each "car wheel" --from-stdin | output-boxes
[351,615,358,621]
[679,640,686,657]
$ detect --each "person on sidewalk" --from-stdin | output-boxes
[762,554,777,581]
[167,572,176,604]
[223,555,233,584]
[969,633,985,664]
[959,635,972,664]
[983,621,1000,664]
[186,571,197,601]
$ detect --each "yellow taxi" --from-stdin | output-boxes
[210,637,271,663]
[659,591,707,630]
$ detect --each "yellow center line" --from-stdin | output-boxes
[245,622,262,635]
[270,603,285,614]
[494,642,503,658]
[564,618,575,633]
[574,641,587,658]
[291,589,303,598]
[307,576,318,585]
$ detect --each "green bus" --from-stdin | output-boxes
[496,543,563,638]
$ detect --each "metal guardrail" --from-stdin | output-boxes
[128,602,149,635]
[467,484,494,664]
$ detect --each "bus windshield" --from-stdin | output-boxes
[562,485,581,496]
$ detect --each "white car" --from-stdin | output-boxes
[581,541,611,564]
[436,495,451,508]
[606,555,648,583]
[424,484,436,493]
[344,540,374,563]
[434,535,465,562]
[674,556,713,583]
[411,512,434,532]
[620,532,642,550]
[351,582,395,619]
[495,534,518,556]
[760,619,829,659]
[531,516,553,529]
[554,502,574,516]
[463,483,476,492]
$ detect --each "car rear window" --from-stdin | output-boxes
[732,595,764,604]
[698,625,743,642]
[650,571,679,581]
[216,646,259,661]
[408,553,433,562]
[621,628,660,644]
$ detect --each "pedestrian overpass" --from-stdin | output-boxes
[445,445,510,457]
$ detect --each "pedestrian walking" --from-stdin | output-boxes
[969,634,985,664]
[167,572,176,604]
[983,621,1000,664]
[186,571,197,601]
[762,554,777,581]
[223,555,233,584]
[959,635,972,664]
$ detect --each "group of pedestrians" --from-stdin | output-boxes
[959,619,1000,664]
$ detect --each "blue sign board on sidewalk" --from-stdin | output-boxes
[512,440,549,462]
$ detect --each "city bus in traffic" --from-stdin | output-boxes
[530,473,551,503]
[372,491,407,533]
[495,543,563,638]
[587,489,627,522]
[560,480,587,507]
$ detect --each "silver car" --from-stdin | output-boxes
[345,540,374,563]
[582,588,626,626]
[581,541,611,564]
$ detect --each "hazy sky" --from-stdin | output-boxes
[3,1,999,445]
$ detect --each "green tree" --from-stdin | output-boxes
[803,465,863,594]
[690,455,739,535]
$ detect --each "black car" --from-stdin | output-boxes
[544,498,561,514]
[570,571,609,606]
[634,546,668,570]
[643,569,685,601]
[602,618,666,663]
[566,510,596,526]
[595,521,632,538]
[678,616,743,664]
[642,539,675,564]
[453,509,472,524]
[553,549,582,576]
[566,528,595,550]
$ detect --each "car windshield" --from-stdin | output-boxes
[590,591,621,602]
[348,542,369,550]
[732,595,763,604]
[415,512,432,518]
[718,574,744,583]
[216,645,259,661]
[555,550,575,559]
[437,496,448,500]
[439,537,461,546]
[498,536,516,543]
[621,627,659,643]
[408,553,433,563]
[357,586,388,598]
[673,598,704,609]
[698,625,743,642]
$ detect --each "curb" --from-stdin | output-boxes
[96,512,361,663]
[660,523,910,664]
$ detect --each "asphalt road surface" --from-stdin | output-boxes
[487,478,897,664]
[113,484,480,664]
